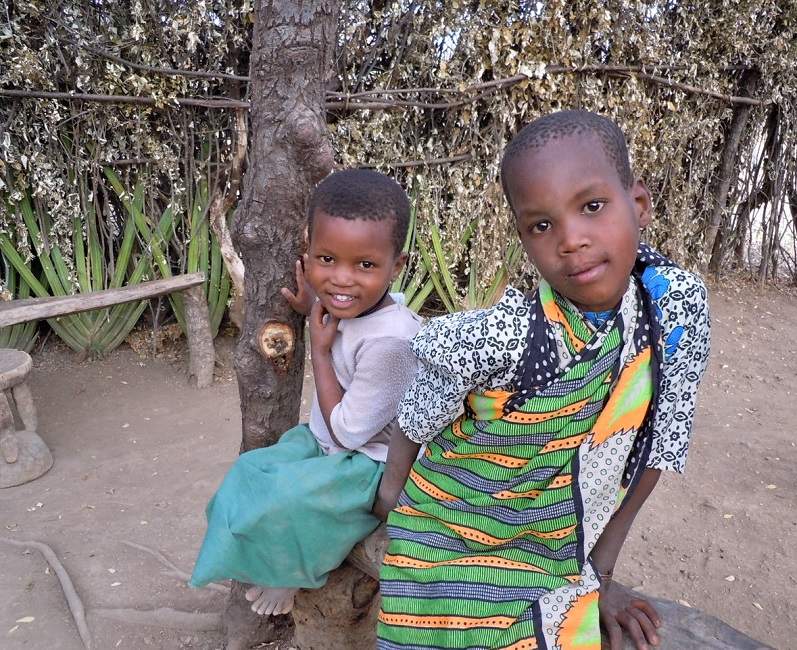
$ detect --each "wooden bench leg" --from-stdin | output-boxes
[0,392,18,463]
[11,382,37,431]
[182,285,215,389]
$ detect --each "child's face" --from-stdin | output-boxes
[304,211,406,319]
[505,135,651,312]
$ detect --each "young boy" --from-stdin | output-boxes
[375,110,710,650]
[190,169,422,616]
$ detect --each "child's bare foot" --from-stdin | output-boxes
[245,585,297,616]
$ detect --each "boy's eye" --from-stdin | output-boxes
[531,221,551,233]
[584,201,605,214]
[359,261,375,269]
[319,255,334,264]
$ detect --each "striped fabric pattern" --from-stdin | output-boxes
[378,277,657,650]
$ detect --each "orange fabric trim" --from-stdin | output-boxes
[555,590,601,649]
[493,474,573,499]
[539,433,587,454]
[549,474,574,488]
[442,450,528,468]
[503,397,591,424]
[451,417,469,439]
[493,489,542,500]
[591,347,652,446]
[383,553,550,574]
[378,611,515,630]
[497,639,539,650]
[542,299,586,353]
[408,469,458,502]
[394,506,577,544]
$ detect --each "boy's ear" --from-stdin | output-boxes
[631,179,652,228]
[392,252,408,280]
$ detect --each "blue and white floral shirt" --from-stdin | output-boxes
[397,264,711,473]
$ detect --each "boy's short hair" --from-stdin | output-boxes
[501,110,634,207]
[308,169,410,254]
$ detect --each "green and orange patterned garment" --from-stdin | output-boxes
[378,248,710,649]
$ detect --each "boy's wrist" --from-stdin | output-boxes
[310,341,333,358]
[597,568,614,581]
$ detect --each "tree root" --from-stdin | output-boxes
[121,540,230,594]
[0,536,92,649]
[91,606,222,632]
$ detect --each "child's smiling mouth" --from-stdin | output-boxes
[328,293,357,308]
[566,261,607,283]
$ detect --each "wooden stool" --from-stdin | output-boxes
[0,349,52,488]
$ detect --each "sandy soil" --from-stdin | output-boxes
[0,282,795,649]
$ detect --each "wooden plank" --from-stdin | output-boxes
[0,274,206,327]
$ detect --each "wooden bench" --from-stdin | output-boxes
[0,273,215,388]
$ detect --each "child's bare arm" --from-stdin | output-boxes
[373,421,420,521]
[591,467,662,650]
[309,301,346,447]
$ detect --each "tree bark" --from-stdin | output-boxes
[226,1,339,647]
[704,69,760,272]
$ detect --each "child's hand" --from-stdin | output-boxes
[281,259,315,316]
[599,580,661,649]
[309,299,339,354]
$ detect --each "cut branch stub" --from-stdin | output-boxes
[257,320,295,374]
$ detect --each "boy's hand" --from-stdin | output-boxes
[281,259,315,316]
[309,300,339,354]
[600,580,661,650]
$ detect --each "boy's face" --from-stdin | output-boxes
[305,210,406,319]
[505,134,651,313]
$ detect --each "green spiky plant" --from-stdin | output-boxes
[0,187,177,355]
[393,202,524,315]
[0,263,39,352]
[104,169,230,338]
[184,178,232,337]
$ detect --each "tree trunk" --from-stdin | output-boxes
[704,69,760,273]
[226,1,340,647]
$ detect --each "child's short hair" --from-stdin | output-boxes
[308,169,410,254]
[501,110,634,205]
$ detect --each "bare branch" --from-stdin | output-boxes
[209,108,247,320]
[0,89,249,109]
[75,42,250,83]
[1,64,769,113]
[360,153,473,169]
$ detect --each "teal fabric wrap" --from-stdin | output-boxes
[190,424,384,589]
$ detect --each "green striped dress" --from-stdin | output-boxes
[378,252,675,649]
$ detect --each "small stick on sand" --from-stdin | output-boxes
[121,540,230,594]
[91,606,222,632]
[0,536,92,649]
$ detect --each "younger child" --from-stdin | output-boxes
[191,169,422,616]
[375,111,710,650]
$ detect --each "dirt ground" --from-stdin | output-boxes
[1,282,795,650]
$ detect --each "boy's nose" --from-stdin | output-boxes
[558,220,590,254]
[331,269,355,286]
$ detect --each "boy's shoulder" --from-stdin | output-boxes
[341,300,422,342]
[641,263,708,310]
[411,285,531,363]
[640,265,709,359]
[420,284,528,332]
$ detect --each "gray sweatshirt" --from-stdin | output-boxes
[309,300,422,462]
